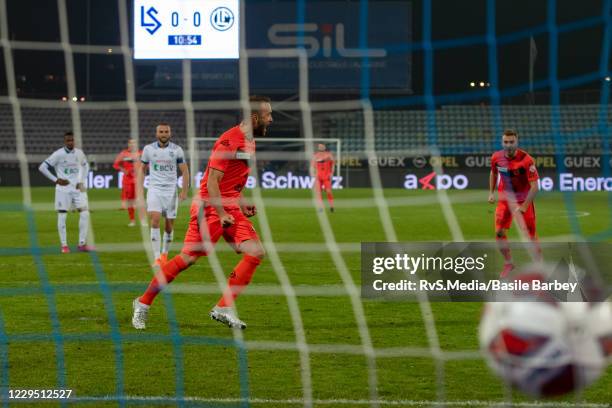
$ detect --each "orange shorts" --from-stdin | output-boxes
[316,176,332,191]
[495,201,536,236]
[181,201,259,257]
[121,181,135,201]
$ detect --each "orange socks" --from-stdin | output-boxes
[139,254,261,308]
[326,190,334,207]
[139,255,188,305]
[217,255,261,307]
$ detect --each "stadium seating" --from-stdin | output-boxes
[0,104,609,157]
[313,104,609,154]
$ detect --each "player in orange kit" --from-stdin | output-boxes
[131,96,273,330]
[488,129,540,277]
[311,143,335,212]
[113,139,143,226]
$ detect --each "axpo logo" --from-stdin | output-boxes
[267,23,387,58]
[404,172,469,190]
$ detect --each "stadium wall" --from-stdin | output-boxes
[1,155,611,192]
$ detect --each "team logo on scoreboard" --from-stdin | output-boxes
[140,6,162,35]
[210,7,235,31]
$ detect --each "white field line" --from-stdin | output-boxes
[68,395,612,408]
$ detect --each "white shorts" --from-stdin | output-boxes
[55,189,88,211]
[147,190,178,219]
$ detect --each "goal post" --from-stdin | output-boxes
[189,137,342,186]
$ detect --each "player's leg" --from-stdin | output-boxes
[147,190,163,260]
[55,190,70,252]
[210,210,264,329]
[495,201,514,277]
[149,211,162,260]
[324,177,334,211]
[161,217,175,263]
[74,191,91,251]
[124,182,136,226]
[133,201,222,329]
[521,202,542,261]
[314,177,324,210]
[132,251,198,330]
[57,212,69,252]
[216,238,264,308]
[138,251,199,304]
[120,183,127,210]
[160,194,178,263]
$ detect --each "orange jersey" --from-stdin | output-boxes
[199,126,254,208]
[113,149,142,181]
[312,151,335,178]
[491,148,539,202]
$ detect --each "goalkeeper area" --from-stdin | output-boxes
[1,0,612,406]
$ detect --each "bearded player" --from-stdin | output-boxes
[132,96,273,330]
[137,123,189,266]
[113,138,143,227]
[488,129,540,277]
[311,143,335,212]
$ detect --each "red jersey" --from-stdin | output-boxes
[200,126,254,208]
[491,148,539,202]
[312,151,335,178]
[113,149,142,182]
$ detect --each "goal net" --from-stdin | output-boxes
[0,0,611,407]
[189,137,342,191]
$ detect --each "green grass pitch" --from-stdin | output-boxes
[0,186,610,407]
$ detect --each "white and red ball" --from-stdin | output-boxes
[479,299,612,396]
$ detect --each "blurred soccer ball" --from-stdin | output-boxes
[479,299,612,397]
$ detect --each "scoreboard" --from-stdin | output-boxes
[133,0,239,59]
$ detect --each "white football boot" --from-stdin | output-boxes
[209,306,247,329]
[132,298,149,330]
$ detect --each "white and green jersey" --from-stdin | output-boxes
[141,142,185,193]
[40,147,89,192]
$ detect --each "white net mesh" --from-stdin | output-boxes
[0,0,611,407]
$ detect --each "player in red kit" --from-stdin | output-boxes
[132,96,272,330]
[311,143,335,212]
[488,129,540,277]
[113,139,143,226]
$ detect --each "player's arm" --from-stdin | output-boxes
[136,148,149,203]
[488,156,498,204]
[206,168,234,227]
[39,153,69,186]
[136,163,146,197]
[112,152,123,172]
[239,196,256,217]
[76,151,89,192]
[136,161,148,205]
[517,160,539,213]
[178,162,190,201]
[517,181,539,213]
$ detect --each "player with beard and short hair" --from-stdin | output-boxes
[488,129,540,277]
[132,95,273,330]
[137,123,189,266]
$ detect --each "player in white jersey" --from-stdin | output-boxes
[137,123,189,266]
[39,132,92,253]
